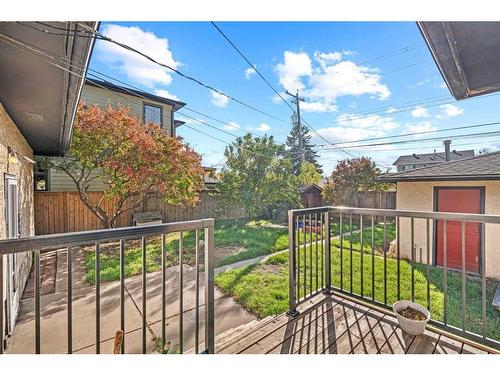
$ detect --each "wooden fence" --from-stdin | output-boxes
[34,191,247,235]
[34,190,396,235]
[354,191,396,209]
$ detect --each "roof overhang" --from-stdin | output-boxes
[378,175,500,183]
[85,78,186,112]
[0,22,98,156]
[418,21,500,100]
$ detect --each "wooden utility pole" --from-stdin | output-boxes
[285,89,306,163]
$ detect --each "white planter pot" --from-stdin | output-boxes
[393,300,431,336]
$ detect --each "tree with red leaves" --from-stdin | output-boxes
[322,157,390,206]
[43,103,204,228]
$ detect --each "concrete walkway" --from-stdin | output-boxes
[7,249,255,354]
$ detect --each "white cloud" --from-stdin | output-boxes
[405,121,437,137]
[385,107,397,114]
[223,121,240,131]
[437,104,463,118]
[301,101,337,113]
[314,113,399,143]
[411,106,430,118]
[96,24,179,87]
[274,50,390,113]
[254,123,270,132]
[154,89,180,101]
[210,92,230,108]
[275,51,312,92]
[314,51,342,68]
[245,66,256,79]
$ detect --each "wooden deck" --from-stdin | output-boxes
[216,293,497,354]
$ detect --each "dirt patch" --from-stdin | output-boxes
[254,263,283,275]
[215,246,246,263]
[397,307,427,321]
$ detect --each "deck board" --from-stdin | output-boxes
[217,293,496,355]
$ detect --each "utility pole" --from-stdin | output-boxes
[285,89,306,163]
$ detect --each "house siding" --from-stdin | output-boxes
[0,102,34,342]
[81,84,174,135]
[45,84,177,192]
[396,180,500,278]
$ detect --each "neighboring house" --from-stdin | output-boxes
[34,78,187,192]
[393,140,474,172]
[0,21,96,349]
[300,184,323,208]
[378,151,500,279]
[202,166,219,190]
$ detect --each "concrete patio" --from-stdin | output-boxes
[6,249,256,354]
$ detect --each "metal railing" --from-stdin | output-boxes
[288,206,500,350]
[0,218,215,354]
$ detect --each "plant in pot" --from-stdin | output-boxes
[393,300,431,335]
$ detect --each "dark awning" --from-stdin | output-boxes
[0,22,98,156]
[418,22,500,100]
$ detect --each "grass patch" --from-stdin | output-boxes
[84,220,291,283]
[215,241,500,341]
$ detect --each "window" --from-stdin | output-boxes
[34,161,49,191]
[143,103,162,127]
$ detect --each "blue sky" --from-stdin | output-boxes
[89,21,500,174]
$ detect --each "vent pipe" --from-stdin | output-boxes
[443,139,452,162]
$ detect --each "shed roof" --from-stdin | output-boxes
[379,151,500,182]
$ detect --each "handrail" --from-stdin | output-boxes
[290,205,500,223]
[0,219,215,354]
[0,218,215,254]
[287,206,500,350]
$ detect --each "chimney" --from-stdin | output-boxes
[443,139,452,162]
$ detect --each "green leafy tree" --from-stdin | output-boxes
[286,119,322,175]
[42,103,204,228]
[322,157,390,206]
[298,161,323,185]
[215,134,300,219]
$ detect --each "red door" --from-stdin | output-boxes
[435,188,482,273]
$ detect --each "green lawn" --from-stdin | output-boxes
[215,240,500,342]
[84,220,291,283]
[83,218,363,284]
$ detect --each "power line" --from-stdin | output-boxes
[58,22,291,124]
[209,21,354,158]
[317,127,500,151]
[0,31,295,163]
[317,120,500,148]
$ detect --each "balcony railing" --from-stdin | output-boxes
[0,218,215,354]
[288,206,500,350]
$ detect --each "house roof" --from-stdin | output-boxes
[392,149,475,166]
[379,151,500,182]
[86,78,186,112]
[0,22,98,156]
[299,184,323,193]
[204,176,219,185]
[418,22,500,100]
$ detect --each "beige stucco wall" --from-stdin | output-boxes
[0,102,35,338]
[396,180,500,279]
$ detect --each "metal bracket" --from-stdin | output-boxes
[286,310,300,318]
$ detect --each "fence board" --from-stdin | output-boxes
[34,191,247,235]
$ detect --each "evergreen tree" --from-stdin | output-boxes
[286,117,323,175]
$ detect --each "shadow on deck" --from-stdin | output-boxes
[216,293,497,354]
